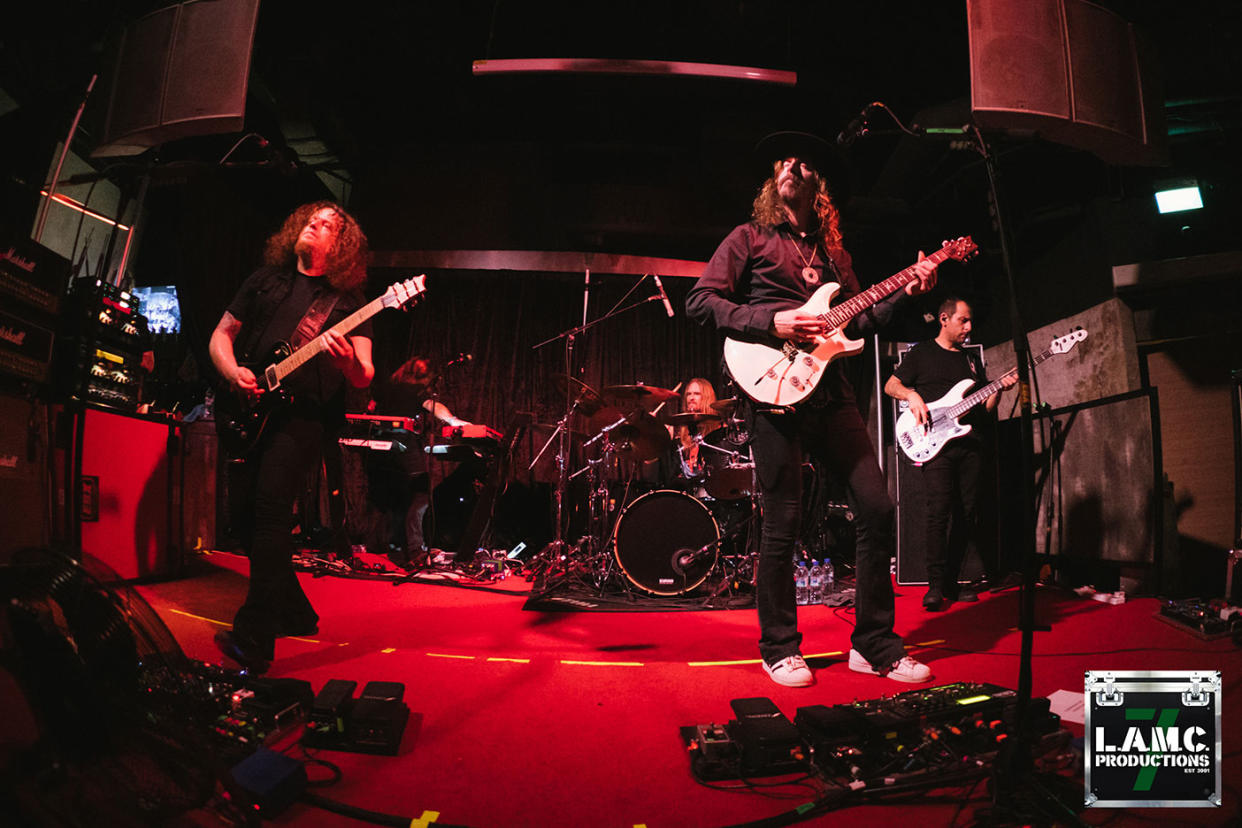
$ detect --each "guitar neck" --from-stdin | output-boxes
[271,295,384,384]
[822,246,957,330]
[942,345,1058,420]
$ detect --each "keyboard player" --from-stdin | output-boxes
[369,355,472,568]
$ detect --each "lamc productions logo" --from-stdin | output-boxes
[1085,670,1221,808]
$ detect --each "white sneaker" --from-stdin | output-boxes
[762,654,815,687]
[848,649,932,683]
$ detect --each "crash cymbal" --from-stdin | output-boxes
[552,373,603,415]
[603,384,679,406]
[710,398,740,416]
[662,411,721,427]
[531,421,589,440]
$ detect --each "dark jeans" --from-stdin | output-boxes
[918,439,990,592]
[749,402,905,668]
[227,414,323,658]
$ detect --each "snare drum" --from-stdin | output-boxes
[613,489,719,595]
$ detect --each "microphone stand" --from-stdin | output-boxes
[527,289,666,598]
[970,125,1084,825]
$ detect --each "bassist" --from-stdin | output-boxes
[884,297,1015,611]
[208,202,376,673]
[686,131,938,688]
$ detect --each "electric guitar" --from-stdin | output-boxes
[894,328,1088,464]
[723,237,978,407]
[217,275,427,458]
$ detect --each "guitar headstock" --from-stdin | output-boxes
[1049,327,1088,355]
[383,274,427,309]
[941,236,979,262]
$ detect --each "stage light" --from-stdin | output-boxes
[1154,185,1203,214]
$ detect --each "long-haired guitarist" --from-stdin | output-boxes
[208,201,376,673]
[686,131,938,688]
[883,297,1016,611]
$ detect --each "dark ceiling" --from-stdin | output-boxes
[3,1,1240,319]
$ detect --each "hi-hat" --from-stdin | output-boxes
[662,411,720,426]
[710,398,740,416]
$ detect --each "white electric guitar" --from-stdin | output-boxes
[723,237,978,407]
[894,328,1089,464]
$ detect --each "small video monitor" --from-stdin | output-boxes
[133,285,181,334]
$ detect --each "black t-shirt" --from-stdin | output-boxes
[226,265,374,414]
[892,340,991,438]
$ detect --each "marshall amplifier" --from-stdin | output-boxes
[0,235,68,315]
[0,307,56,384]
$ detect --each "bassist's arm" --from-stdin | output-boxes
[210,311,259,395]
[884,374,928,425]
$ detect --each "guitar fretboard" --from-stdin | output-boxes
[270,296,386,385]
[818,246,958,331]
[941,347,1058,421]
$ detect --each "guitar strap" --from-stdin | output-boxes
[289,291,341,349]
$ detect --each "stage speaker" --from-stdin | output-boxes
[94,0,262,157]
[966,0,1166,165]
[0,393,50,558]
[894,448,988,587]
[79,407,182,580]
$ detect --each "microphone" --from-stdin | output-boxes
[446,352,473,367]
[652,274,674,318]
[836,103,876,147]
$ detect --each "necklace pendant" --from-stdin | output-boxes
[802,266,819,284]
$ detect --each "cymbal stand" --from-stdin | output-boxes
[527,278,667,589]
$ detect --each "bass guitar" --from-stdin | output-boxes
[894,328,1088,464]
[723,237,978,407]
[217,275,427,458]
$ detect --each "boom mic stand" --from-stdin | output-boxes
[527,278,668,595]
[968,124,1086,825]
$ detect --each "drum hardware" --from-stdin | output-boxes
[709,397,740,417]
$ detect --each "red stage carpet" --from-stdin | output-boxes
[133,552,1240,827]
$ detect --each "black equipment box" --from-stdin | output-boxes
[303,678,410,755]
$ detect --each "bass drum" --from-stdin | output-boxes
[613,490,719,596]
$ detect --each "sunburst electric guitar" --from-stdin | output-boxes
[217,275,427,458]
[723,237,978,407]
[894,328,1088,464]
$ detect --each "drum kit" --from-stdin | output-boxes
[529,377,760,599]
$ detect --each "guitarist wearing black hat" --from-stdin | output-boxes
[209,201,376,673]
[687,132,939,688]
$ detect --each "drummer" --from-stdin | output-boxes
[670,378,720,481]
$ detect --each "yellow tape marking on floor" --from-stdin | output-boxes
[410,810,440,827]
[486,657,531,663]
[167,608,228,626]
[913,639,946,648]
[561,660,644,667]
[381,647,398,653]
[688,658,763,667]
[427,653,476,660]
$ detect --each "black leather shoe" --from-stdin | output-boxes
[945,582,980,603]
[214,630,271,674]
[923,587,945,612]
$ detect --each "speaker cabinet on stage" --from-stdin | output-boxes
[78,405,182,580]
[966,0,1166,165]
[0,393,50,558]
[94,0,262,157]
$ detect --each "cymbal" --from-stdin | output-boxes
[531,421,589,440]
[596,409,671,461]
[603,384,679,406]
[710,398,740,416]
[662,411,721,426]
[553,373,603,415]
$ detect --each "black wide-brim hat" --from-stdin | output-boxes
[754,131,852,202]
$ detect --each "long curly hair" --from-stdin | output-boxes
[678,377,718,442]
[750,160,844,260]
[263,200,369,292]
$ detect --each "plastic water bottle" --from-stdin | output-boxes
[795,561,809,606]
[807,560,823,606]
[821,558,835,602]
